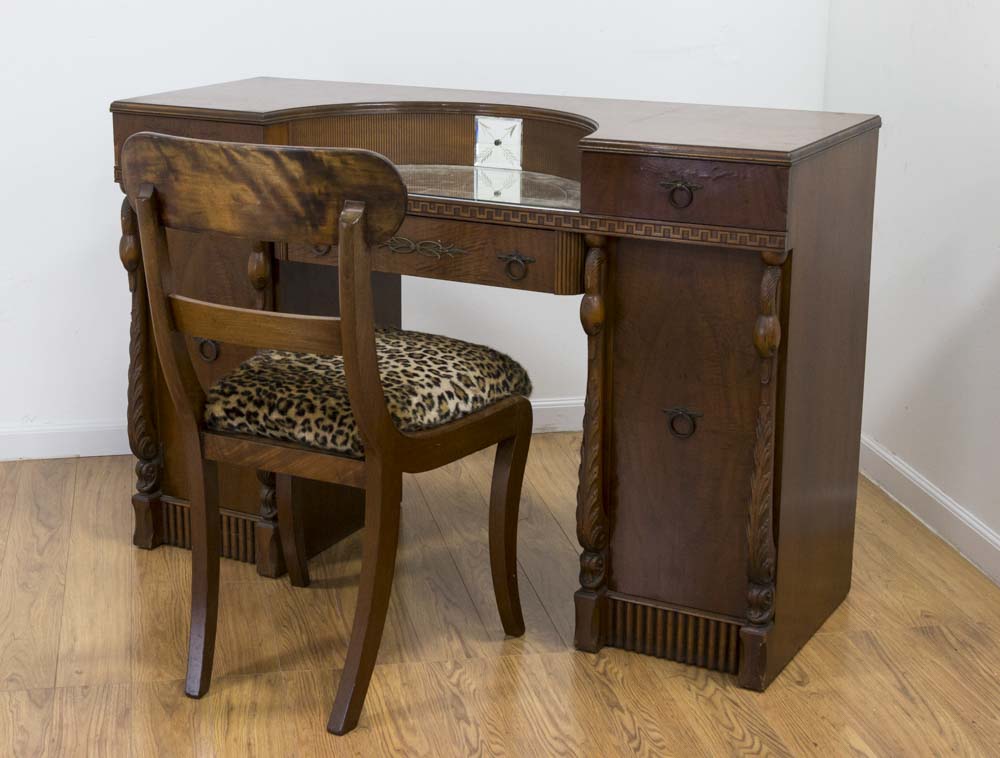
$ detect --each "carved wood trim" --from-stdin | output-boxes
[120,197,163,514]
[406,197,787,251]
[248,240,275,310]
[577,236,609,593]
[745,249,788,627]
[257,469,277,521]
[253,467,287,576]
[606,596,741,674]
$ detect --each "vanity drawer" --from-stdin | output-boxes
[287,217,585,295]
[581,152,789,231]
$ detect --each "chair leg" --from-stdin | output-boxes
[327,460,402,735]
[275,474,310,587]
[488,405,531,637]
[185,456,221,698]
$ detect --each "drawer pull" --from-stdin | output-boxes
[497,252,535,281]
[658,179,702,209]
[382,236,467,258]
[195,338,219,363]
[663,407,702,439]
[311,244,332,256]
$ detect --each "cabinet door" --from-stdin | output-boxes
[608,240,764,619]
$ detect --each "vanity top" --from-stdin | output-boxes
[112,77,880,165]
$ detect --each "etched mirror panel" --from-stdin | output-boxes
[475,116,523,169]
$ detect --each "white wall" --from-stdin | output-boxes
[826,0,1000,580]
[0,0,831,456]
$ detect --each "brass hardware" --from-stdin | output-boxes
[195,338,219,363]
[662,407,702,439]
[497,252,535,281]
[658,179,702,209]
[380,236,467,258]
[311,244,332,256]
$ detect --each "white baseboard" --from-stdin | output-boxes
[860,433,1000,584]
[0,422,130,462]
[530,397,584,433]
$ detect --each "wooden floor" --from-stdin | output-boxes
[0,432,998,756]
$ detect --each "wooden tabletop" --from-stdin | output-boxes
[111,77,879,165]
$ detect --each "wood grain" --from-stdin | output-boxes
[608,240,762,619]
[0,436,998,754]
[0,459,77,692]
[413,460,566,656]
[582,152,789,230]
[0,462,21,566]
[767,128,880,686]
[111,77,879,165]
[460,446,578,645]
[287,217,586,295]
[121,132,408,244]
[56,456,134,687]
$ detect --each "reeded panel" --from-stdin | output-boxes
[287,111,589,182]
[607,596,740,674]
[160,499,258,563]
[290,113,474,166]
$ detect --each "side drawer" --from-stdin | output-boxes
[581,152,788,231]
[287,217,584,295]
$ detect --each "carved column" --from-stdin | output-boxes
[247,240,288,576]
[120,196,164,549]
[247,240,274,310]
[254,469,288,577]
[574,235,610,652]
[739,248,788,689]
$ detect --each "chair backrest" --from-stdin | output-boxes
[120,132,408,451]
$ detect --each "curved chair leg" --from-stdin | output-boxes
[185,457,221,698]
[276,474,310,587]
[488,402,532,636]
[327,461,402,735]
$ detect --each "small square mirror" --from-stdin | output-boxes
[475,116,523,170]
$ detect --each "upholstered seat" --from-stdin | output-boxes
[204,328,532,458]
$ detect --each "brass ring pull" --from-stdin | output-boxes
[196,338,219,363]
[497,252,535,281]
[663,407,702,439]
[658,179,702,209]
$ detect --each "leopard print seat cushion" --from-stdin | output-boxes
[204,328,532,458]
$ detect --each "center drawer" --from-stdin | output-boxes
[286,217,584,295]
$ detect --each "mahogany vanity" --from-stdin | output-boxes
[110,78,879,690]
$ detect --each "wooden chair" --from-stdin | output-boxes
[121,132,532,734]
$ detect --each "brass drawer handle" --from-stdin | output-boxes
[658,179,702,209]
[381,236,467,258]
[663,407,702,439]
[497,252,535,281]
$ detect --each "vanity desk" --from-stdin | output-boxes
[110,78,880,691]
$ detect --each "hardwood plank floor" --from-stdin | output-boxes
[0,433,998,756]
[0,460,77,692]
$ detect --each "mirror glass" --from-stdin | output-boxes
[397,164,580,211]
